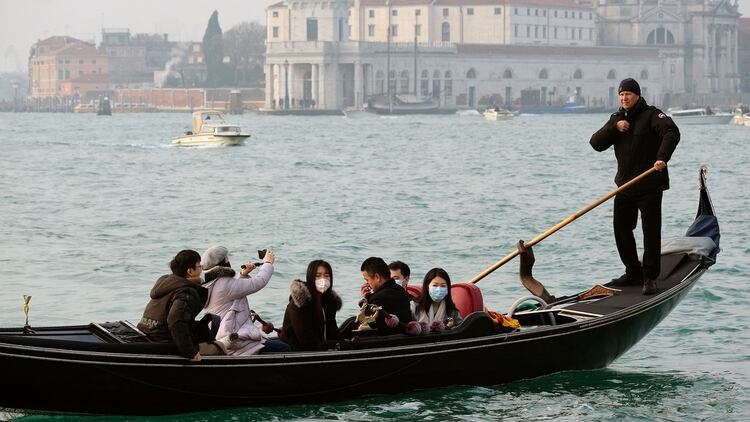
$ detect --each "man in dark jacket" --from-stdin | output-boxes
[359,256,414,334]
[590,78,680,295]
[137,249,220,361]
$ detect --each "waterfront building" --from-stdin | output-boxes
[28,36,109,100]
[264,0,742,111]
[100,29,174,87]
[740,17,750,92]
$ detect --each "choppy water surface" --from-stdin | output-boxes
[1,111,748,421]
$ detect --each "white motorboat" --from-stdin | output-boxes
[171,110,250,147]
[668,108,733,125]
[483,107,514,121]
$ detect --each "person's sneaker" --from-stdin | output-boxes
[642,279,657,295]
[610,273,643,286]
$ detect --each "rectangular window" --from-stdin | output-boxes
[415,9,421,16]
[272,26,279,38]
[495,8,501,15]
[79,59,83,64]
[565,11,568,18]
[527,8,530,15]
[467,8,474,16]
[555,10,558,18]
[445,79,452,96]
[443,8,449,17]
[535,26,539,38]
[92,59,97,64]
[554,27,558,38]
[535,9,539,16]
[526,26,530,37]
[514,24,518,37]
[415,24,421,37]
[307,18,318,41]
[369,10,374,18]
[589,28,593,40]
[392,10,398,17]
[579,28,583,39]
[391,25,398,37]
[579,12,583,19]
[368,24,375,37]
[272,11,278,18]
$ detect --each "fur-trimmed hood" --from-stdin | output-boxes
[202,266,236,285]
[289,279,342,311]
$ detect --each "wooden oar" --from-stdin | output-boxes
[468,166,659,285]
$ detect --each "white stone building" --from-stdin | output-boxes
[263,0,741,111]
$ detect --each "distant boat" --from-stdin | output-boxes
[365,94,454,115]
[668,108,733,125]
[514,100,587,115]
[483,107,514,121]
[171,110,250,147]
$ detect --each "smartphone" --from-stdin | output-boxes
[258,249,267,260]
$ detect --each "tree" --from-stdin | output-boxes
[224,22,267,87]
[202,10,228,87]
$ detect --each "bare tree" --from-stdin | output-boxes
[224,22,266,87]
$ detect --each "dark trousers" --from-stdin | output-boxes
[613,191,663,280]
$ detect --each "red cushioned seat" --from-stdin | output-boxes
[451,283,484,318]
[405,285,422,300]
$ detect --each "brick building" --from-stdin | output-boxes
[28,36,109,99]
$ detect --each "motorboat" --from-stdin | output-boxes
[484,107,514,121]
[171,110,250,147]
[0,167,719,415]
[668,108,733,125]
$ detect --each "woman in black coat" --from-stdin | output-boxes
[279,260,342,351]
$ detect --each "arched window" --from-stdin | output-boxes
[503,68,513,79]
[442,22,451,42]
[376,70,385,94]
[607,69,616,80]
[640,69,649,80]
[421,70,430,96]
[400,70,410,93]
[388,70,396,93]
[433,70,441,79]
[539,69,548,79]
[444,70,453,96]
[466,68,477,79]
[573,69,583,79]
[646,28,675,45]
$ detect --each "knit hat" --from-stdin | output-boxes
[618,78,641,96]
[201,245,229,270]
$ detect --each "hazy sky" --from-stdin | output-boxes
[1,0,277,72]
[1,0,747,73]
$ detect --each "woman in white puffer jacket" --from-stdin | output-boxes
[201,246,289,355]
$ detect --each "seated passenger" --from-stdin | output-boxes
[358,256,414,334]
[412,268,463,327]
[138,249,221,362]
[201,246,290,355]
[388,260,411,289]
[279,260,342,351]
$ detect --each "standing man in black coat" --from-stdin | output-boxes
[590,78,680,295]
[359,256,414,334]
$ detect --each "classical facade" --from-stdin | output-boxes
[264,0,742,111]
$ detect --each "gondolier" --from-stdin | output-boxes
[590,78,680,294]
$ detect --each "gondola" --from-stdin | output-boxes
[0,167,719,416]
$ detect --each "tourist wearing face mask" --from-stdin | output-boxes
[201,246,290,355]
[280,260,342,351]
[412,268,463,326]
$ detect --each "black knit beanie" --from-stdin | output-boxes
[618,78,641,95]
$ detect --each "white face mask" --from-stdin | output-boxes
[315,278,331,293]
[393,278,403,287]
[199,271,206,283]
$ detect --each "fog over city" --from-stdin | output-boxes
[1,0,277,72]
[2,0,747,72]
